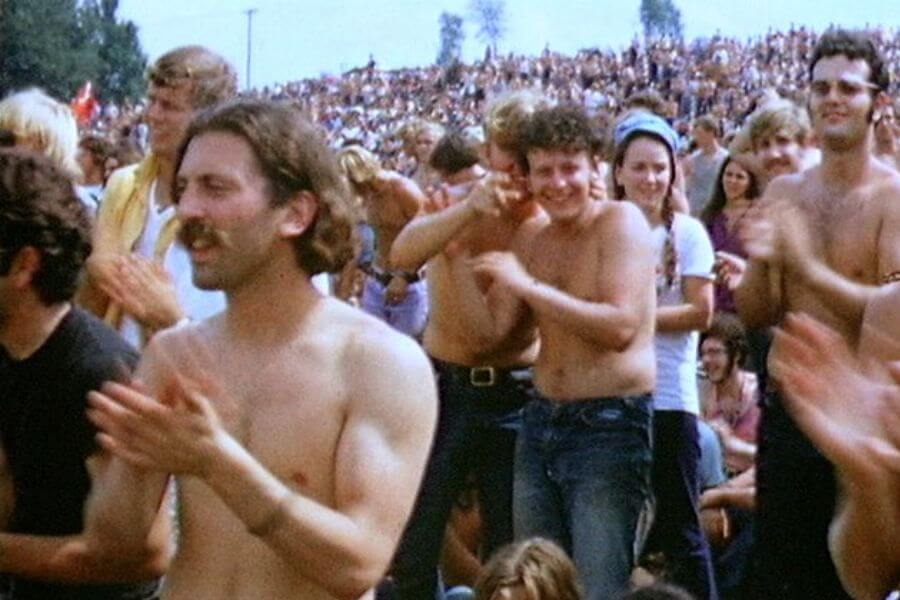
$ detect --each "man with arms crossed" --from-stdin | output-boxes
[735,30,900,599]
[81,46,236,347]
[88,100,438,600]
[472,105,657,599]
[0,150,169,599]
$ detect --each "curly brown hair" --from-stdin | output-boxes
[519,105,603,171]
[174,99,360,275]
[0,149,91,304]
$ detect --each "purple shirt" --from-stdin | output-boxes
[706,212,747,314]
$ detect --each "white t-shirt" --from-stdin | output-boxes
[120,181,226,347]
[651,213,715,415]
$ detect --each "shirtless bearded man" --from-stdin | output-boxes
[472,105,657,599]
[735,29,900,599]
[88,99,438,600]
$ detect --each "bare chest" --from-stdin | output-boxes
[802,195,880,282]
[528,231,599,295]
[212,351,346,492]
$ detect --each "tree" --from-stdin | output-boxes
[0,0,146,103]
[436,12,465,67]
[84,0,147,102]
[469,0,506,57]
[639,0,684,39]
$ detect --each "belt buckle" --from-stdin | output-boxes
[470,366,496,387]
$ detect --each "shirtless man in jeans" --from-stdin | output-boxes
[736,30,900,599]
[386,91,548,598]
[472,105,657,600]
[87,99,438,600]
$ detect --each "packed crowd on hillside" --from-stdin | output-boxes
[0,22,899,600]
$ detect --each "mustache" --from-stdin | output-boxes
[178,219,230,248]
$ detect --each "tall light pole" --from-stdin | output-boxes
[245,8,257,90]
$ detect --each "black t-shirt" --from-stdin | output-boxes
[0,307,159,600]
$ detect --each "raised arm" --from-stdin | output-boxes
[734,185,793,328]
[390,173,518,271]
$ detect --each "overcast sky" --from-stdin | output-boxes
[118,0,899,89]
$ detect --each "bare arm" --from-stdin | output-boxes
[390,198,478,271]
[657,276,714,333]
[735,189,791,328]
[473,205,655,351]
[390,173,518,271]
[90,329,438,600]
[0,450,171,583]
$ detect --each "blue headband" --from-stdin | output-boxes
[614,111,679,153]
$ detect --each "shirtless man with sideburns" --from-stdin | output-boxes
[385,91,548,599]
[471,105,657,600]
[735,30,900,599]
[87,99,437,600]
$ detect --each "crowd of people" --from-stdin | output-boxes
[0,22,899,600]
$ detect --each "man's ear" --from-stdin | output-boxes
[278,190,318,239]
[7,247,41,289]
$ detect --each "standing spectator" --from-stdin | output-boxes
[0,150,169,599]
[700,157,760,314]
[613,111,717,600]
[80,46,237,348]
[685,116,728,215]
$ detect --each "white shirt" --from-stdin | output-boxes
[651,213,715,415]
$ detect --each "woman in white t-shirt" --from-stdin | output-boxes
[612,111,718,600]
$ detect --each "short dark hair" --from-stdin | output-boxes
[79,135,114,166]
[694,115,720,137]
[174,99,360,275]
[0,149,91,304]
[701,312,749,375]
[810,29,889,93]
[520,105,601,171]
[429,131,480,175]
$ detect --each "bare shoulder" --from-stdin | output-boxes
[760,171,807,205]
[596,200,652,239]
[320,300,435,395]
[871,164,900,206]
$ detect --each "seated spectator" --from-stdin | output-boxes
[699,313,760,473]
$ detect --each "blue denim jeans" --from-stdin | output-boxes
[381,360,530,600]
[644,411,718,600]
[514,393,654,600]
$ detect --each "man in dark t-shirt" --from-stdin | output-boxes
[0,150,170,599]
